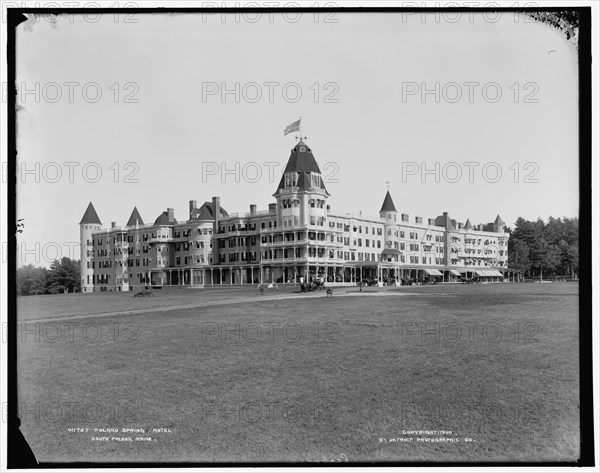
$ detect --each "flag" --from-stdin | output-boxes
[284,119,301,136]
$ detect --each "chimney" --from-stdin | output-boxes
[212,197,221,222]
[167,208,174,222]
[268,203,276,213]
[189,200,197,219]
[458,223,463,229]
[111,222,117,229]
[250,204,257,215]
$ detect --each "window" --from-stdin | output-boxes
[311,173,320,188]
[285,172,297,187]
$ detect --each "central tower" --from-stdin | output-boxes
[273,140,330,227]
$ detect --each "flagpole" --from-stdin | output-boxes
[299,116,302,141]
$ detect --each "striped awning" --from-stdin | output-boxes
[457,268,503,277]
[449,270,461,276]
[423,268,443,276]
[475,270,504,277]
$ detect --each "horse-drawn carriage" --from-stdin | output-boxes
[460,277,480,284]
[300,280,325,292]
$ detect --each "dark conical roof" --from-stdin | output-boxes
[464,218,473,230]
[79,202,102,225]
[283,141,321,173]
[126,207,144,227]
[274,141,329,195]
[494,214,505,226]
[379,191,397,213]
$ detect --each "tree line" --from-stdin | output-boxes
[16,257,80,296]
[507,217,579,280]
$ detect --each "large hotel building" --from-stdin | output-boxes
[79,140,509,292]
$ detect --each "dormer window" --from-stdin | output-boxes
[310,173,320,188]
[285,172,297,187]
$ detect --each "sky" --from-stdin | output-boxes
[12,10,580,267]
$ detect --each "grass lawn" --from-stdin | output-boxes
[16,282,580,463]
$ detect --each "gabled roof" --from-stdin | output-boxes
[434,213,456,230]
[79,202,102,225]
[126,207,144,227]
[494,214,505,226]
[380,191,397,213]
[190,201,229,221]
[154,211,177,226]
[464,218,473,230]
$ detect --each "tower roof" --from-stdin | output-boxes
[464,218,473,230]
[79,202,102,225]
[154,211,178,226]
[494,214,505,226]
[379,190,397,213]
[126,207,144,227]
[283,141,321,173]
[274,141,329,195]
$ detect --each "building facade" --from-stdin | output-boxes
[79,140,509,292]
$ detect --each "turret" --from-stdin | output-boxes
[379,189,398,258]
[493,214,506,233]
[379,190,397,222]
[79,202,102,293]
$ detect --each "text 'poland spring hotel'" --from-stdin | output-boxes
[79,139,509,292]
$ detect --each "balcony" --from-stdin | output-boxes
[148,237,172,244]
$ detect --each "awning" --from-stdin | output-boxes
[484,270,504,277]
[457,268,503,277]
[475,270,504,277]
[423,269,443,276]
[449,270,461,276]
